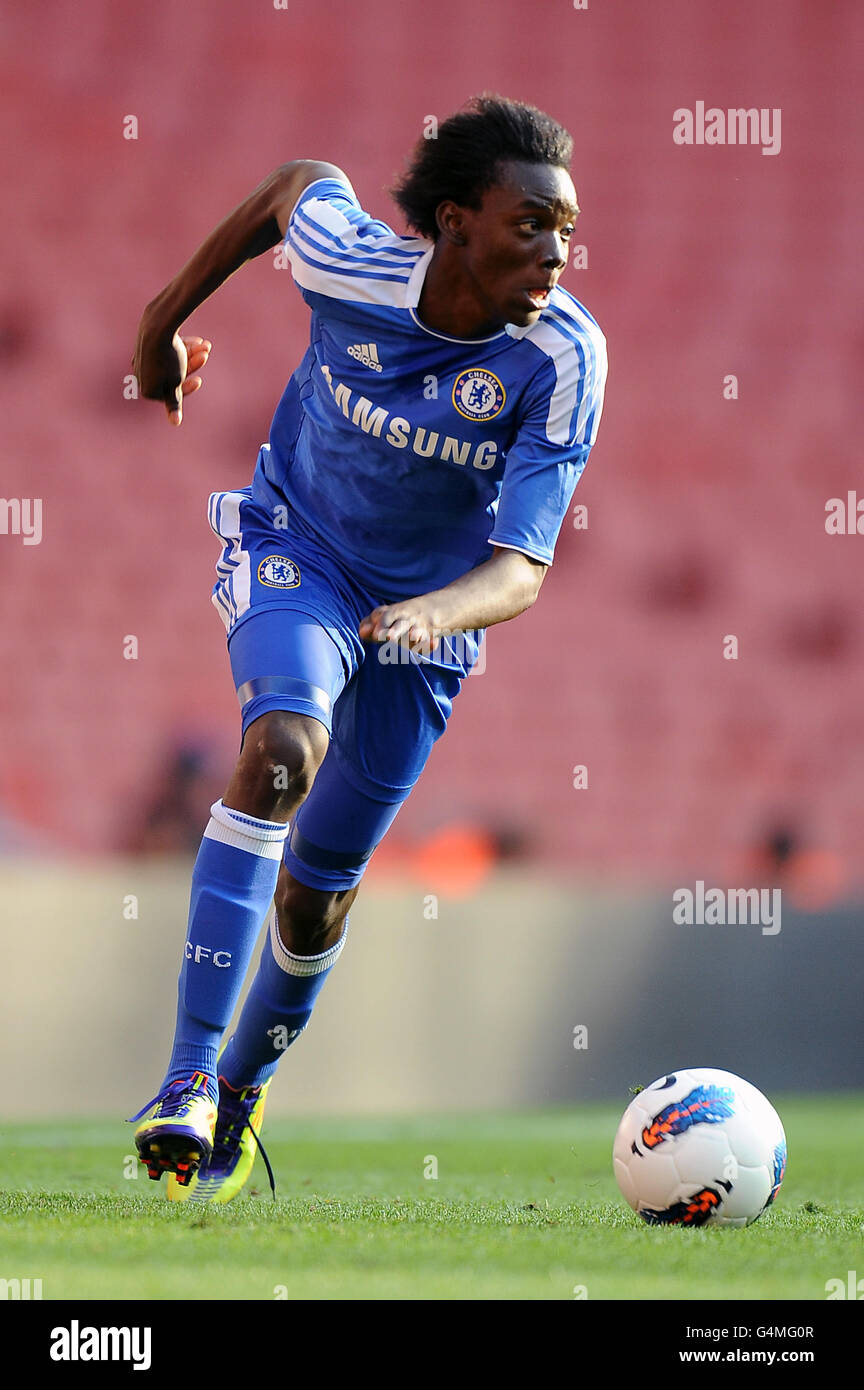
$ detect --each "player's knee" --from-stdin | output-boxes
[242,711,328,805]
[275,874,353,953]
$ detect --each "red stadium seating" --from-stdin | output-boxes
[0,0,860,888]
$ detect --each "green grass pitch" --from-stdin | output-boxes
[1,1097,861,1301]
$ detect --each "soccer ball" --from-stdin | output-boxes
[613,1067,787,1228]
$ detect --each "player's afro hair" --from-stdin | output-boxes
[391,94,573,241]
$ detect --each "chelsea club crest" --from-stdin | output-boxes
[451,369,506,422]
[257,555,301,589]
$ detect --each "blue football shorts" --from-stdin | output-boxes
[208,487,483,891]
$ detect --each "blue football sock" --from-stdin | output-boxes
[218,909,348,1090]
[160,801,290,1103]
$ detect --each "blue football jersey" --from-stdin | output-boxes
[252,177,607,599]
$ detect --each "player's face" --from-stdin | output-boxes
[462,161,578,329]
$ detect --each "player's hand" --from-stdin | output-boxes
[133,330,212,427]
[359,599,443,654]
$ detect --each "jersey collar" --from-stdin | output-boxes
[404,246,512,344]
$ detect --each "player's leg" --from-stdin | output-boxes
[221,630,482,1089]
[166,764,402,1203]
[174,635,481,1201]
[130,705,333,1184]
[132,488,359,1183]
[216,757,407,1093]
[166,869,360,1203]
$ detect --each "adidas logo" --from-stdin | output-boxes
[346,342,382,372]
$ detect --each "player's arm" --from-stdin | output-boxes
[133,160,353,424]
[358,547,548,650]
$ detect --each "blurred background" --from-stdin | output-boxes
[0,0,861,1115]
